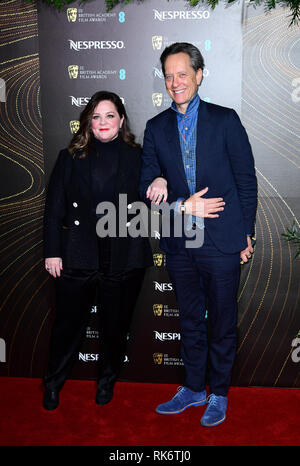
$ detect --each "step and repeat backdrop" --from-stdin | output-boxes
[0,0,299,388]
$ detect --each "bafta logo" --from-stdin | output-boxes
[153,304,163,317]
[152,36,163,50]
[153,353,163,365]
[152,93,162,107]
[68,65,79,79]
[67,8,77,22]
[70,120,80,134]
[153,253,163,267]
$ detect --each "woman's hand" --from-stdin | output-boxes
[183,187,225,218]
[45,257,63,278]
[146,177,168,205]
[240,236,254,263]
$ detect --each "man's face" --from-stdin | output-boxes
[164,52,202,113]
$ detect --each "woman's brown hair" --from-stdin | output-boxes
[68,91,139,157]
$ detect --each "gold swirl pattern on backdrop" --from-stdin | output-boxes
[234,8,300,387]
[0,0,38,47]
[0,1,51,376]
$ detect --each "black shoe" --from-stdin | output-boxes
[43,388,59,411]
[95,385,114,405]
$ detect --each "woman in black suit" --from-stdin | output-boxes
[43,91,152,410]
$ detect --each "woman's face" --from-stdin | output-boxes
[91,100,124,142]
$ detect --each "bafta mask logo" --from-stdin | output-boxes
[152,35,163,50]
[67,8,77,22]
[153,253,163,267]
[153,352,163,365]
[152,93,162,107]
[68,65,79,79]
[153,304,163,317]
[70,120,80,134]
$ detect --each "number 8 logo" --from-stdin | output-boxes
[119,12,125,23]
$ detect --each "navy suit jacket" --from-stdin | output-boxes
[139,99,257,254]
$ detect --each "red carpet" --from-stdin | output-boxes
[0,377,299,447]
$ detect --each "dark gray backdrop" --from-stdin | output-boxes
[0,0,299,388]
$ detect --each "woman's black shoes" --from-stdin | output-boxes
[95,385,114,405]
[43,384,114,409]
[43,388,59,410]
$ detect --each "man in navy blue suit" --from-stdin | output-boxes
[139,43,257,426]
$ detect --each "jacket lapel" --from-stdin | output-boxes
[195,100,212,192]
[163,110,190,195]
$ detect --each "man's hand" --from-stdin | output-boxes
[45,257,63,278]
[183,187,225,218]
[240,236,254,263]
[146,177,168,205]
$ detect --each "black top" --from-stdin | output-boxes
[91,136,120,212]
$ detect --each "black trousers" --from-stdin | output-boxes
[44,240,145,390]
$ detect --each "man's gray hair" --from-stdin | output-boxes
[160,42,205,76]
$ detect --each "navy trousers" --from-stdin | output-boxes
[166,231,241,396]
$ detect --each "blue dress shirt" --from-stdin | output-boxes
[172,94,204,231]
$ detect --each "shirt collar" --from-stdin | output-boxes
[171,93,200,118]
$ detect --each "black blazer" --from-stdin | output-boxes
[44,139,153,271]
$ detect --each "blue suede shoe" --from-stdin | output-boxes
[200,394,227,426]
[156,386,207,414]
